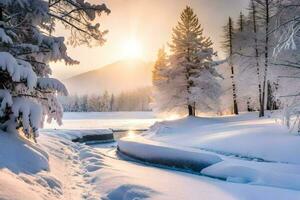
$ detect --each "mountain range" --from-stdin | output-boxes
[63,59,154,95]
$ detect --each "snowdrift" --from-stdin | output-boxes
[0,131,49,174]
[146,113,300,164]
[202,161,300,190]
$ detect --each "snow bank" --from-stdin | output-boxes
[0,170,42,200]
[47,129,113,141]
[137,113,300,191]
[102,184,157,200]
[146,113,300,164]
[0,131,48,174]
[202,160,300,190]
[118,137,222,171]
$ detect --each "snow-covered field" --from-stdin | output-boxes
[2,111,300,199]
[118,112,300,195]
[44,112,157,130]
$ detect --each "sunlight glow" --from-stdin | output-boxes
[121,38,142,59]
[165,114,181,121]
[126,130,137,139]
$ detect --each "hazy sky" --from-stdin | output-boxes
[52,0,249,79]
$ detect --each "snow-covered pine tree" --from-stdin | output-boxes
[152,47,170,114]
[166,6,221,116]
[0,0,110,140]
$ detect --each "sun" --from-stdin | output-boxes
[121,38,142,59]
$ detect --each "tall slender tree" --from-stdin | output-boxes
[251,0,264,117]
[237,12,245,32]
[223,17,239,115]
[254,0,278,116]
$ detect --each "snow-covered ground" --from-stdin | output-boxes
[118,112,300,194]
[2,111,300,199]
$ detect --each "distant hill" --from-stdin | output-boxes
[64,59,154,95]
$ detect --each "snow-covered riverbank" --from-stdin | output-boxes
[117,112,300,192]
[2,112,300,199]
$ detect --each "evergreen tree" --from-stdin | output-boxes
[110,94,115,111]
[152,47,168,84]
[237,12,245,32]
[0,0,110,139]
[152,47,169,114]
[154,6,221,116]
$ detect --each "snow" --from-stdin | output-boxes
[0,52,37,89]
[116,112,300,192]
[2,112,300,199]
[0,130,48,174]
[37,78,68,96]
[11,97,43,137]
[201,160,300,190]
[146,112,300,164]
[0,89,13,117]
[118,137,222,171]
[47,129,113,141]
[0,28,13,44]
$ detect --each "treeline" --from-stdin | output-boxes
[59,87,152,112]
[219,0,300,117]
[152,2,300,118]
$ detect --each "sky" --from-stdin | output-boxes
[51,0,249,79]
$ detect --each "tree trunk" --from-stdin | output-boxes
[228,17,239,115]
[251,0,264,117]
[267,81,272,110]
[0,7,3,21]
[188,104,194,116]
[261,0,270,117]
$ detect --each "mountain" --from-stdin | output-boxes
[64,59,154,95]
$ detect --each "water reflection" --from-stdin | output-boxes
[113,129,144,140]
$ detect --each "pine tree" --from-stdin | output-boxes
[110,94,115,111]
[153,47,168,84]
[237,12,245,32]
[168,6,220,116]
[0,1,109,139]
[152,47,170,114]
[223,17,239,115]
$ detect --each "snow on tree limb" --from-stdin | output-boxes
[0,52,37,89]
[0,90,12,117]
[11,97,42,138]
[0,28,12,44]
[37,78,68,96]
